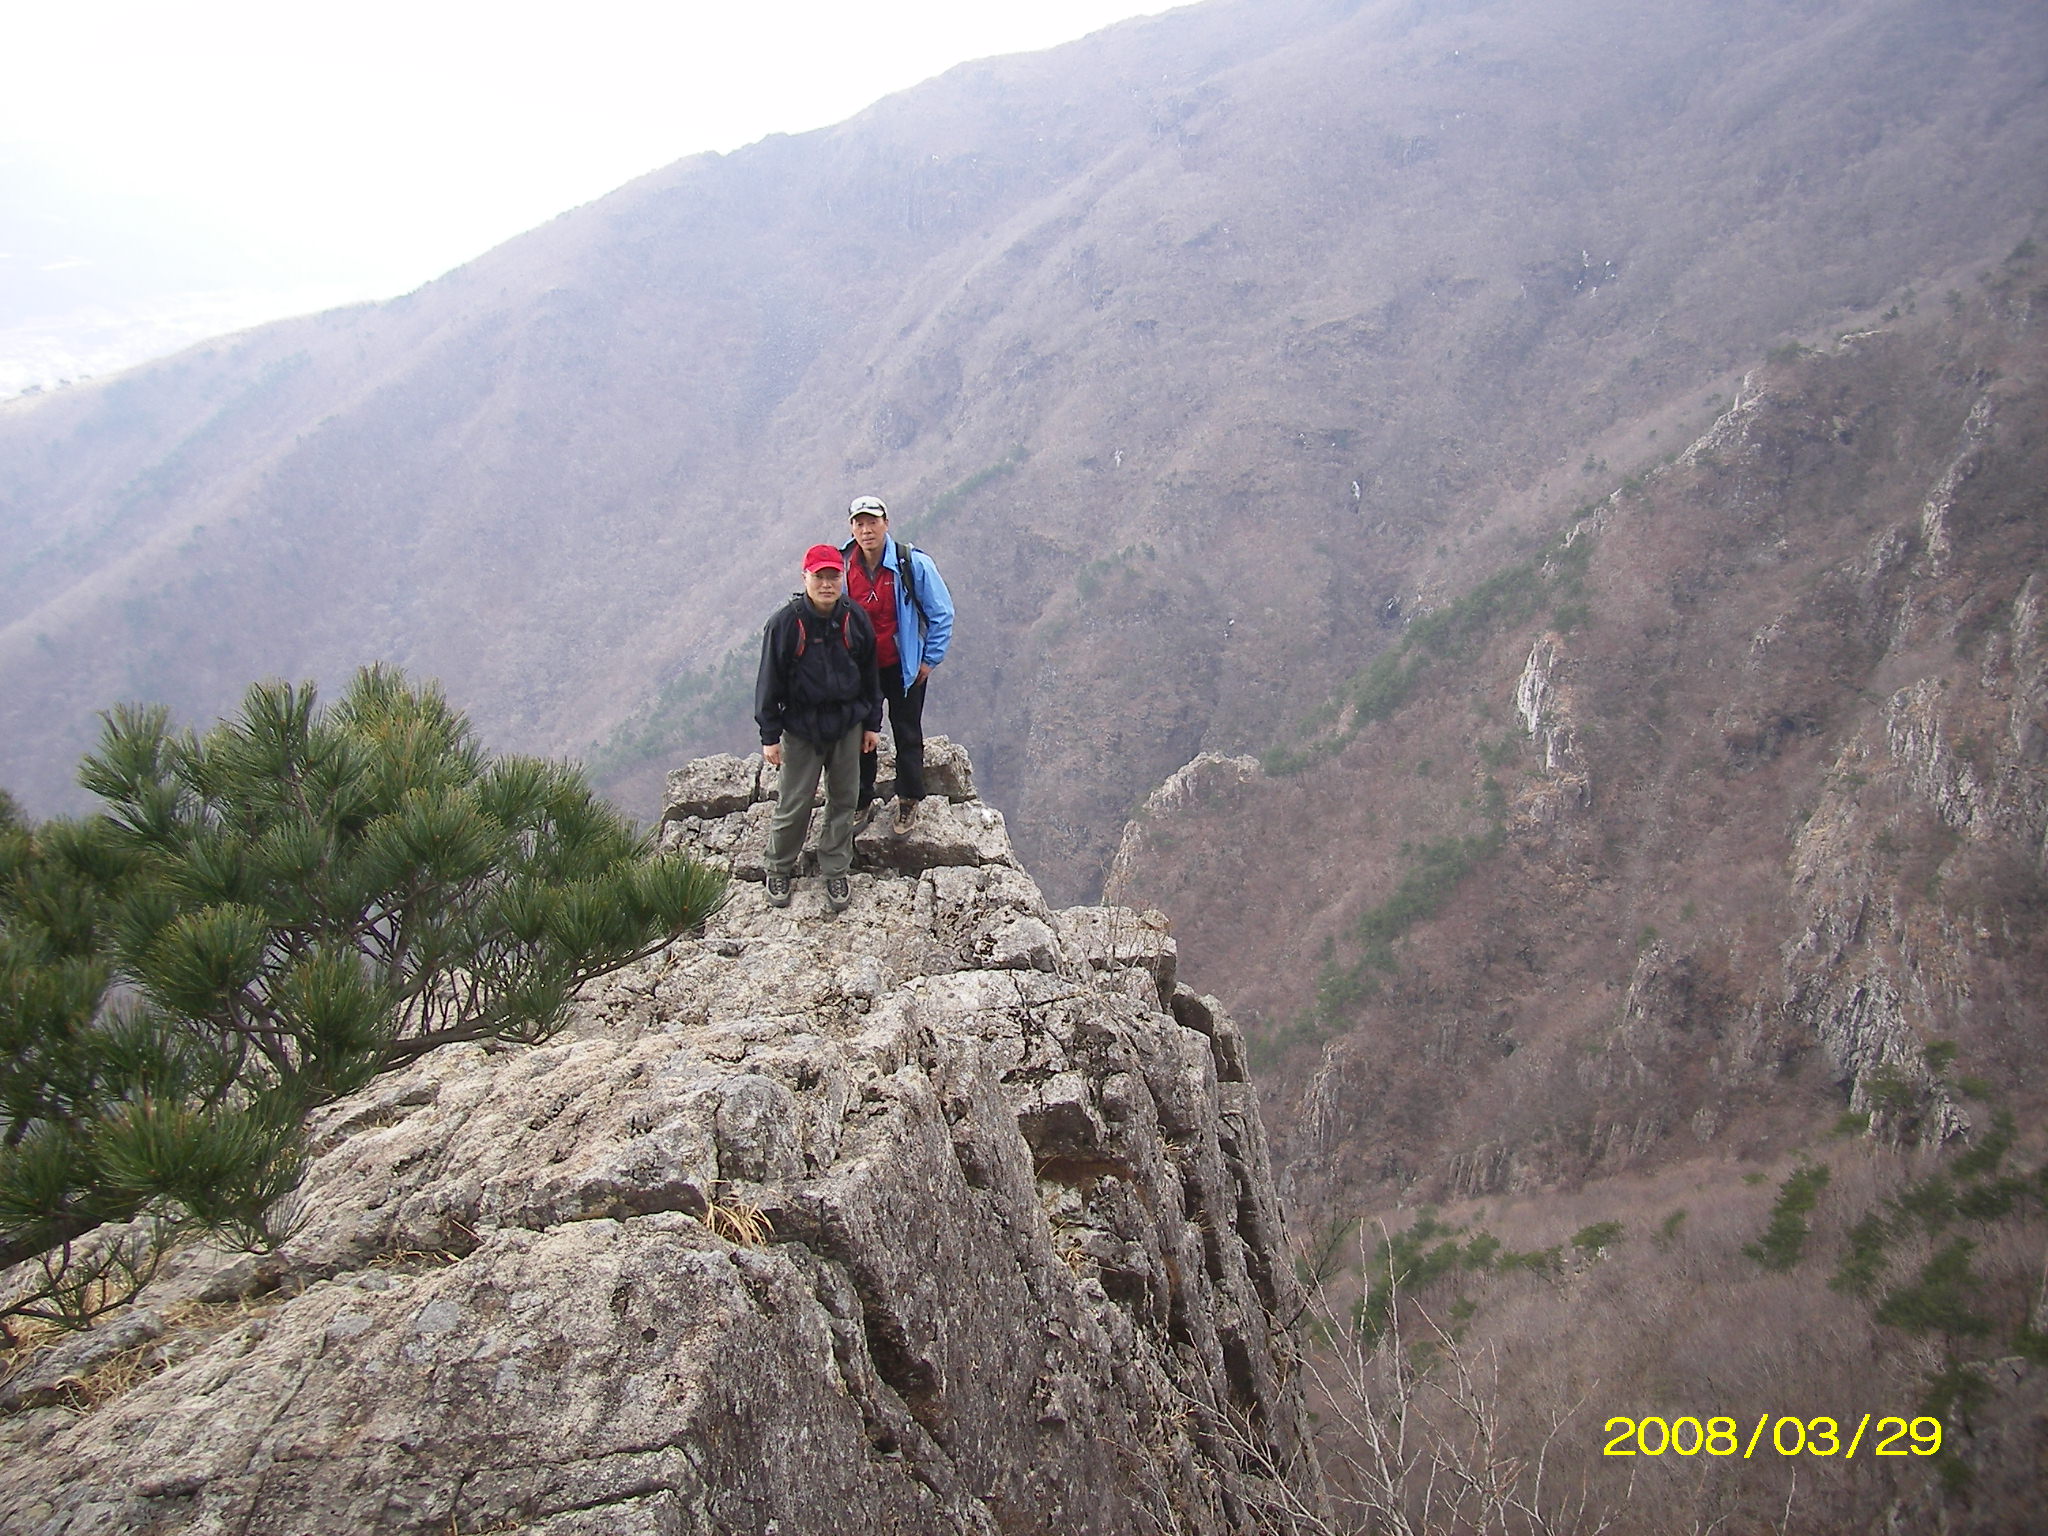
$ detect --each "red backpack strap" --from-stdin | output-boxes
[791,603,854,661]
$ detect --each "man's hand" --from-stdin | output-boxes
[915,663,933,685]
[862,730,880,754]
[763,742,783,768]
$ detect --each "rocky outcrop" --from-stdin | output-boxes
[0,742,1320,1535]
[1102,753,1262,906]
[1512,629,1593,827]
[1769,380,2044,1145]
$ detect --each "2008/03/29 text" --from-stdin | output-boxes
[1603,1415,1942,1459]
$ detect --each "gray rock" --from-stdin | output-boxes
[857,796,1021,874]
[662,778,1017,886]
[914,734,977,802]
[662,753,769,821]
[1055,906,1178,1005]
[1171,986,1250,1085]
[1104,754,1261,901]
[982,914,1059,971]
[871,734,976,803]
[0,748,1322,1536]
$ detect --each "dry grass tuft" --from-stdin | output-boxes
[0,1314,68,1369]
[50,1336,165,1412]
[4,1292,289,1418]
[370,1217,482,1272]
[445,1514,525,1535]
[704,1196,773,1246]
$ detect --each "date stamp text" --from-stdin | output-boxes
[1603,1415,1942,1459]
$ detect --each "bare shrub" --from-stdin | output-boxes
[1293,1134,2048,1535]
[1300,1221,1613,1535]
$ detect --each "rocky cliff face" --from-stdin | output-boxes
[0,745,1319,1535]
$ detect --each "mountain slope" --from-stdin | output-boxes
[1,0,2043,910]
[1108,259,2048,1218]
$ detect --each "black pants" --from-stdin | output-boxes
[860,667,929,805]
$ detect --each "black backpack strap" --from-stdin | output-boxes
[895,539,928,626]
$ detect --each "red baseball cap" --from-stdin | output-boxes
[803,543,845,574]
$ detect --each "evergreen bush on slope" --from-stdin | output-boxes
[0,668,727,1332]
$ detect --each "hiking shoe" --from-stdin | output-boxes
[854,798,878,833]
[824,874,851,913]
[764,873,793,908]
[892,798,918,834]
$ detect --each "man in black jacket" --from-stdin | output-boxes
[753,544,883,912]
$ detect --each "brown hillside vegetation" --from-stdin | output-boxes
[1108,263,2048,1527]
[1110,267,2048,1217]
[1289,1133,2048,1534]
[0,0,2043,909]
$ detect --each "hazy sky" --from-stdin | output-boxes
[0,0,1180,390]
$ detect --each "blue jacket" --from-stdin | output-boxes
[843,538,954,691]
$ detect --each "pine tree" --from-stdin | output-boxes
[0,670,727,1330]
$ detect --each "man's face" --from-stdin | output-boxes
[849,512,888,561]
[805,565,843,611]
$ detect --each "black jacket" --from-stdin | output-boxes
[754,594,884,749]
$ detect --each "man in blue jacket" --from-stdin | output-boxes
[842,494,955,834]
